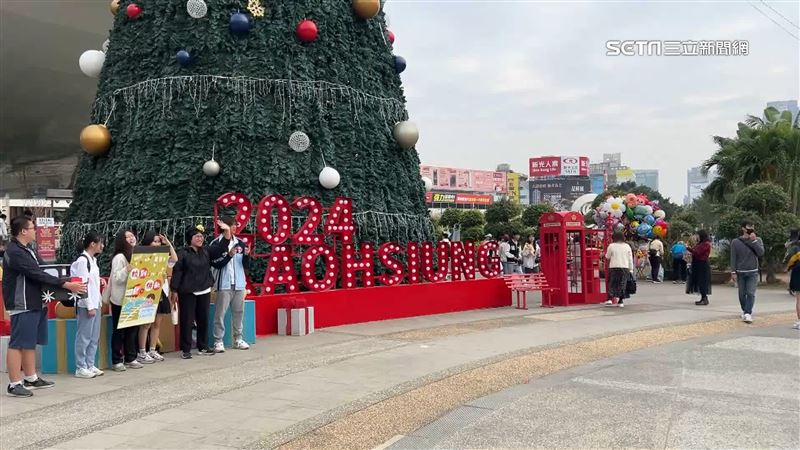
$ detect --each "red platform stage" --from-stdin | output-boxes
[251,278,511,335]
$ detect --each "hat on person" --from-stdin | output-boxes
[184,224,205,244]
[484,233,493,239]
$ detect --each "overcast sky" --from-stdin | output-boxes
[384,0,800,202]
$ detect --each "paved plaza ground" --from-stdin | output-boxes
[1,282,797,450]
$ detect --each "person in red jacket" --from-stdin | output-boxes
[687,230,712,306]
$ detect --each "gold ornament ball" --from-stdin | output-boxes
[352,0,380,19]
[110,0,120,15]
[55,302,77,319]
[80,124,112,156]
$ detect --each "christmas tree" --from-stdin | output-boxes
[61,0,432,261]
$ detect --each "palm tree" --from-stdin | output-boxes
[703,107,800,214]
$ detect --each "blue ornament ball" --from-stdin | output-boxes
[176,50,192,67]
[230,12,250,35]
[394,55,406,74]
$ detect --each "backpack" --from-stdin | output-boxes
[61,254,90,308]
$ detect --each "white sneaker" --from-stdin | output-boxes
[125,360,144,369]
[90,367,105,377]
[743,313,753,324]
[137,353,155,364]
[75,368,96,379]
[148,350,165,362]
[112,363,126,372]
[604,300,613,305]
[213,342,225,353]
[741,312,746,320]
[618,302,625,308]
[234,339,250,350]
[792,321,800,330]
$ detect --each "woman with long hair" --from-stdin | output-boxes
[135,231,178,364]
[107,230,142,370]
[521,235,540,274]
[687,229,712,305]
[604,231,634,307]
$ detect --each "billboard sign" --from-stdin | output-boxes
[507,173,520,204]
[591,175,605,194]
[616,168,635,183]
[529,156,590,177]
[529,178,592,210]
[419,166,507,194]
[426,192,493,206]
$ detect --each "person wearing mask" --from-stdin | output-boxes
[209,217,251,353]
[647,237,664,283]
[604,231,634,308]
[730,222,765,324]
[170,225,216,359]
[687,230,712,306]
[521,235,540,274]
[106,230,142,371]
[671,240,688,284]
[3,216,86,397]
[71,232,105,379]
[135,231,178,364]
[783,230,800,329]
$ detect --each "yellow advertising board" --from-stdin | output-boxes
[117,246,170,329]
[507,173,520,204]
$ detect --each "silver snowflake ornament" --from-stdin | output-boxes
[42,290,55,303]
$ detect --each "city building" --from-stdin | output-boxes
[420,165,503,210]
[685,165,716,205]
[496,163,529,206]
[767,100,798,123]
[634,169,659,191]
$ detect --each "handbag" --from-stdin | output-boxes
[626,272,637,295]
[171,302,179,325]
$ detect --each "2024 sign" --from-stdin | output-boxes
[214,193,503,295]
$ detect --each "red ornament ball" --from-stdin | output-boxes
[296,19,318,43]
[387,30,395,44]
[126,3,142,19]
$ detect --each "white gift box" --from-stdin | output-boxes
[277,307,315,336]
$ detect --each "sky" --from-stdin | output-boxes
[383,0,800,202]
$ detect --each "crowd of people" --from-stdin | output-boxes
[2,214,252,398]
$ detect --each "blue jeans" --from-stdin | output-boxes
[737,271,758,315]
[75,307,102,370]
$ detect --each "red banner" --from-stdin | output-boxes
[36,226,57,263]
[425,192,493,205]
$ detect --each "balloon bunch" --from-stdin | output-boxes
[593,193,669,239]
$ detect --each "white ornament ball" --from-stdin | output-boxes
[203,159,220,177]
[186,0,208,18]
[102,39,110,53]
[319,167,340,189]
[422,176,433,191]
[79,50,105,78]
[393,121,419,149]
[288,131,310,152]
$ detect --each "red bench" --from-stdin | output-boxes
[503,273,558,309]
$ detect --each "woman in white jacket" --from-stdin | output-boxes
[604,231,634,307]
[70,232,104,379]
[107,230,142,371]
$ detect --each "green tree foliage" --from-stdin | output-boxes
[461,210,486,228]
[485,199,522,224]
[704,107,800,214]
[668,219,693,242]
[461,226,485,243]
[732,182,791,216]
[522,204,555,227]
[438,209,464,229]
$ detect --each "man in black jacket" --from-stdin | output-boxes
[3,216,86,398]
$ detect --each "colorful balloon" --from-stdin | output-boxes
[644,215,655,225]
[654,210,666,220]
[637,223,652,237]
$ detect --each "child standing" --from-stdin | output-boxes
[71,232,105,379]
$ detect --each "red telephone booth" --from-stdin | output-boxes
[539,211,607,306]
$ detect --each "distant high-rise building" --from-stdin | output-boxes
[766,100,798,123]
[634,170,659,191]
[685,165,715,205]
